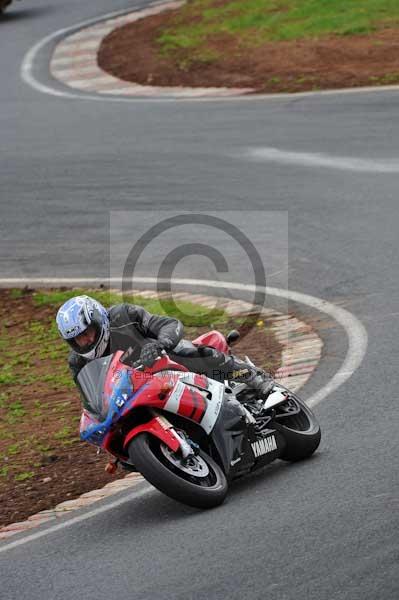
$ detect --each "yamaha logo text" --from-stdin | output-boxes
[251,435,277,457]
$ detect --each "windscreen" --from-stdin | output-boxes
[77,355,113,420]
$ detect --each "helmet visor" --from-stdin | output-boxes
[68,323,100,355]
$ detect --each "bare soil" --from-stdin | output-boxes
[0,289,282,527]
[98,9,399,93]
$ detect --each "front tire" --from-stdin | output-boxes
[128,433,228,508]
[273,392,321,461]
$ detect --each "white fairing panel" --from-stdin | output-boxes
[263,386,289,410]
[197,378,225,434]
[163,380,186,413]
[163,373,225,435]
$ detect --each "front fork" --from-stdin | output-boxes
[123,409,195,460]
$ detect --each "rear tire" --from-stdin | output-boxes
[273,393,321,461]
[128,433,228,508]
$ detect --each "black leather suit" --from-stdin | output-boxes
[69,303,268,393]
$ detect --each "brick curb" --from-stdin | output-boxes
[50,1,254,98]
[43,2,399,101]
[0,290,322,540]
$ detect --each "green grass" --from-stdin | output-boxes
[0,366,14,385]
[369,72,399,84]
[0,319,75,391]
[9,289,23,299]
[0,466,9,478]
[33,288,227,328]
[157,0,399,56]
[54,425,74,440]
[6,443,21,456]
[14,471,34,482]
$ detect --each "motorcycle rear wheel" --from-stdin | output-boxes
[128,433,228,508]
[273,394,321,461]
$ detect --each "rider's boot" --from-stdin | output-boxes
[198,347,274,399]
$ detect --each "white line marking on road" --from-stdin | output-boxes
[0,485,152,554]
[244,147,399,173]
[0,276,367,409]
[20,1,170,102]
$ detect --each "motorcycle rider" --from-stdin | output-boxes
[55,295,273,400]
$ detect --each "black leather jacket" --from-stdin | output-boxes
[69,303,184,383]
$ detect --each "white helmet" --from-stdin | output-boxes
[56,295,110,360]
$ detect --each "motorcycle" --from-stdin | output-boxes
[78,329,321,508]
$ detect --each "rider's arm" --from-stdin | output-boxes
[126,304,184,350]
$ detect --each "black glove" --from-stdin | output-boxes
[140,342,163,368]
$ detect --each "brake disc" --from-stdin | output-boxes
[160,444,210,478]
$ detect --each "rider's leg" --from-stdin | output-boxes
[197,347,274,398]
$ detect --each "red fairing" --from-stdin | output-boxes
[176,385,207,423]
[194,373,208,389]
[123,416,181,452]
[192,330,229,353]
[130,354,188,392]
[128,373,177,410]
[128,370,209,425]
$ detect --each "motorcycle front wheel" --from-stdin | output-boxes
[128,433,228,508]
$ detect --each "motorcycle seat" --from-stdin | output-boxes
[172,339,200,358]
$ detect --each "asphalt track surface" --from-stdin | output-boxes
[1,1,398,599]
